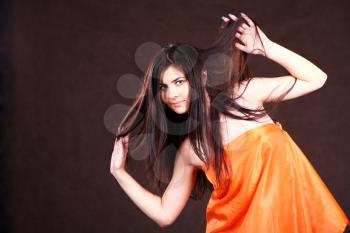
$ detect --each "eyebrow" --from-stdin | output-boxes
[159,77,185,85]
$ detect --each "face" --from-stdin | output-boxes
[159,65,191,114]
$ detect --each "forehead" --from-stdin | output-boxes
[160,65,186,84]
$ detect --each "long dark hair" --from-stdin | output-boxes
[116,15,296,200]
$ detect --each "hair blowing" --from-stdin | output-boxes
[115,15,297,200]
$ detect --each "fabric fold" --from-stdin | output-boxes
[202,122,349,233]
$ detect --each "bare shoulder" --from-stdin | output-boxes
[232,79,264,109]
[178,137,205,170]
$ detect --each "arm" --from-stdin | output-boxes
[246,41,327,102]
[265,41,327,85]
[111,137,198,228]
[225,13,327,102]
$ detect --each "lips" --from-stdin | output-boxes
[169,100,184,107]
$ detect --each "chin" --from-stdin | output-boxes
[173,109,187,114]
[169,106,188,115]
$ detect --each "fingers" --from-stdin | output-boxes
[122,135,129,149]
[221,12,254,27]
[122,135,129,144]
[114,137,120,148]
[219,12,255,54]
[240,12,255,27]
[236,24,248,37]
[221,13,250,32]
[121,136,129,154]
[221,16,230,23]
[221,13,237,24]
[241,23,249,29]
[115,135,129,146]
[113,137,125,155]
[235,42,247,53]
[228,13,238,21]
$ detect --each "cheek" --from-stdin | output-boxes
[160,93,166,103]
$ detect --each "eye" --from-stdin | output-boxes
[175,80,185,86]
[159,85,166,91]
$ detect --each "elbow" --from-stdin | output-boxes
[321,71,327,83]
[158,216,174,228]
[159,223,169,228]
[316,73,327,88]
[158,221,170,228]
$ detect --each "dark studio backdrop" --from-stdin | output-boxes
[1,0,350,232]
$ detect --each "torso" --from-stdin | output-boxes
[188,81,275,169]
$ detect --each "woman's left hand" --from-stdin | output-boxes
[222,12,273,56]
[110,135,129,177]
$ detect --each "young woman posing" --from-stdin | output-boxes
[110,12,349,232]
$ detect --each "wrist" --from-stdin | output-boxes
[113,168,128,182]
[264,40,276,58]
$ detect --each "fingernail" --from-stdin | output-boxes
[228,13,235,17]
[241,12,246,16]
[221,16,226,21]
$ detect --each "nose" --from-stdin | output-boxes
[166,85,179,100]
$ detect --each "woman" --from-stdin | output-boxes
[110,12,349,232]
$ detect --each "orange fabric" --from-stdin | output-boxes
[202,122,349,233]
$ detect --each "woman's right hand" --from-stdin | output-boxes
[110,135,129,177]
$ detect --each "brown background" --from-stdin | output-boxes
[1,0,349,232]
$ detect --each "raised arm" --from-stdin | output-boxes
[110,136,198,228]
[224,13,327,103]
[242,41,327,103]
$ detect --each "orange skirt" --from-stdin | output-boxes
[202,122,349,233]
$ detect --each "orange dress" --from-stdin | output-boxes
[202,121,349,233]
